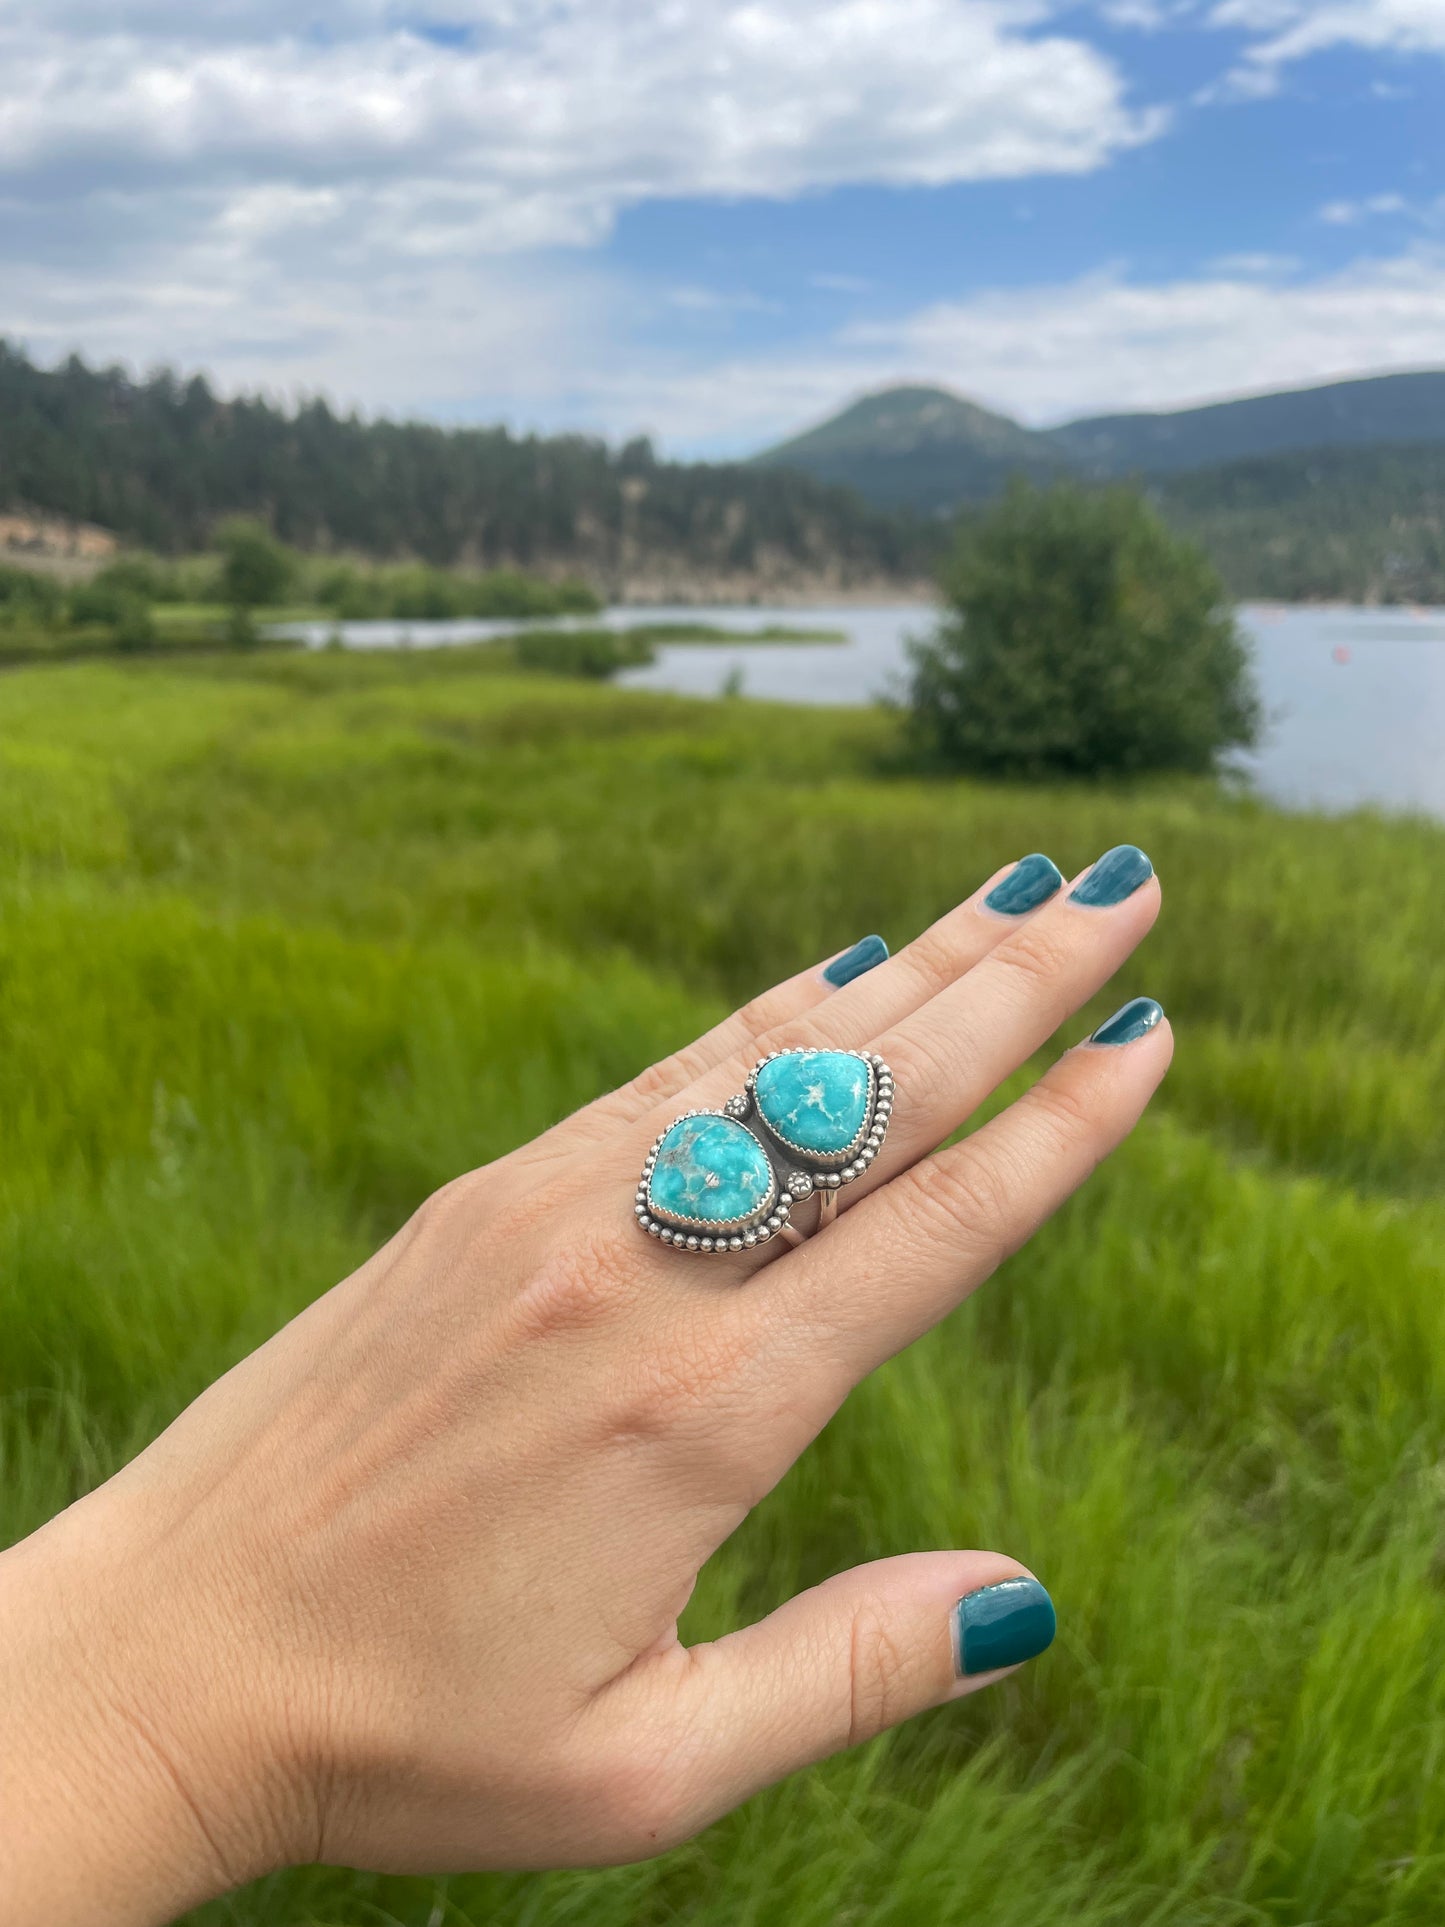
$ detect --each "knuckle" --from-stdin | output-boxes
[629,1044,708,1107]
[993,921,1077,998]
[847,1596,915,1746]
[893,919,967,997]
[910,1148,1014,1246]
[734,988,781,1049]
[884,1030,967,1113]
[1029,1072,1098,1146]
[513,1225,636,1339]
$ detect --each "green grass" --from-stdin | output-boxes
[626,620,850,643]
[4,645,1445,1925]
[152,601,329,627]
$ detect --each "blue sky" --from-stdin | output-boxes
[3,2,1444,454]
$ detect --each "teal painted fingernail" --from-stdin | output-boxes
[823,934,888,987]
[1090,996,1165,1046]
[954,1578,1056,1677]
[1070,844,1154,907]
[984,853,1064,916]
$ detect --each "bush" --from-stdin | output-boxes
[510,628,655,679]
[314,561,602,622]
[67,581,157,651]
[907,482,1261,778]
[215,519,295,610]
[89,555,190,604]
[0,564,65,629]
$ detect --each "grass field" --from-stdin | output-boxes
[4,644,1445,1925]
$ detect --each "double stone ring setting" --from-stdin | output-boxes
[634,1047,895,1254]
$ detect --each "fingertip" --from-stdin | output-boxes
[1086,995,1167,1048]
[951,1570,1057,1683]
[822,933,889,988]
[980,853,1065,918]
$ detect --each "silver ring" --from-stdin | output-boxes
[634,1048,895,1255]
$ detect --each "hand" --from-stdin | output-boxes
[0,846,1170,1925]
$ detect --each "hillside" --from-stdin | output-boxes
[1057,370,1445,477]
[758,372,1445,513]
[0,342,935,598]
[1152,440,1445,604]
[754,384,1067,507]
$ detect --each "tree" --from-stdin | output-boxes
[907,482,1261,778]
[215,518,294,610]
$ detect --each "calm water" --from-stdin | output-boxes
[286,603,1445,817]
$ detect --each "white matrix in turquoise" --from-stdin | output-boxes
[755,1050,871,1160]
[647,1115,776,1227]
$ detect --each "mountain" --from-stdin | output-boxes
[757,372,1445,513]
[0,341,936,596]
[1055,371,1445,476]
[753,384,1066,508]
[9,339,1445,605]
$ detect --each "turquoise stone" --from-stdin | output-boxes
[647,1114,776,1229]
[755,1050,872,1161]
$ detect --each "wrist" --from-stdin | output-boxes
[0,1481,297,1926]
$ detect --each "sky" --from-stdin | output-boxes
[3,1,1445,455]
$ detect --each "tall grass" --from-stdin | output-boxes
[3,647,1445,1924]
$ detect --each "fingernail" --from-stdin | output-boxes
[1070,844,1154,907]
[1089,996,1165,1046]
[954,1578,1056,1677]
[823,933,888,987]
[984,853,1064,916]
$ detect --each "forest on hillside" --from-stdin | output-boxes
[0,343,935,591]
[7,341,1445,602]
[1153,443,1445,605]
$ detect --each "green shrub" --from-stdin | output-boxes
[67,581,158,651]
[89,554,191,604]
[511,627,655,678]
[314,560,602,622]
[908,482,1261,778]
[215,518,295,610]
[0,564,65,629]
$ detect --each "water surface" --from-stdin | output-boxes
[287,602,1445,818]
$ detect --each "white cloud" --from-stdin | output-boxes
[3,210,623,426]
[1210,0,1445,91]
[1319,192,1409,223]
[0,6,1161,232]
[845,249,1445,425]
[1208,250,1302,271]
[0,2,1167,425]
[582,247,1445,452]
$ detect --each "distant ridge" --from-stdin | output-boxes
[1054,371,1445,476]
[754,384,1067,508]
[756,371,1445,512]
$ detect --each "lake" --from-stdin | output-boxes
[286,603,1445,817]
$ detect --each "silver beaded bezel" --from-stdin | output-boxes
[635,1052,896,1255]
[634,1109,792,1255]
[746,1047,893,1180]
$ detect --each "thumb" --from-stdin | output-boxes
[609,1552,1055,1841]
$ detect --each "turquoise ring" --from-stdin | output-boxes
[634,1047,894,1254]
